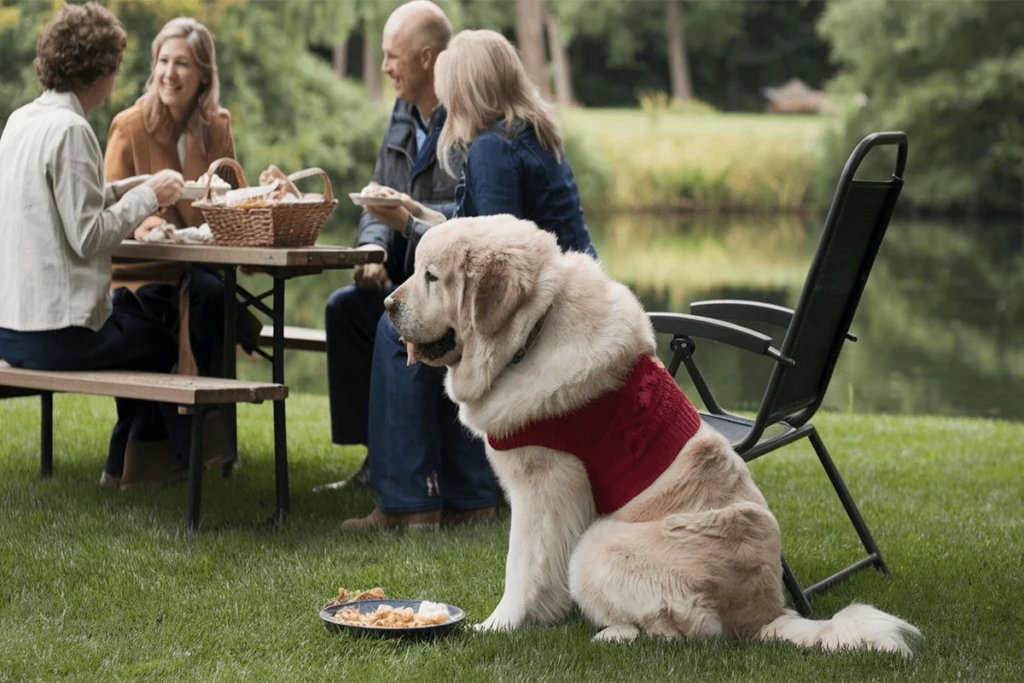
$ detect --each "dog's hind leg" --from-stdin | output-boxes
[569,517,723,642]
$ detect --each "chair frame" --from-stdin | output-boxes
[649,132,908,616]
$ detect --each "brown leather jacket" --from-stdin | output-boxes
[105,97,237,284]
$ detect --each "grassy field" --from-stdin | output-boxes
[1,394,1022,681]
[560,108,831,212]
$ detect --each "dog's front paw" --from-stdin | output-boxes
[474,603,527,632]
[593,624,640,643]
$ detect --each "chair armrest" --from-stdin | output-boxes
[648,313,794,366]
[690,299,794,329]
[690,299,857,343]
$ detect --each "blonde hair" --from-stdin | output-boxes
[142,17,221,152]
[435,30,561,177]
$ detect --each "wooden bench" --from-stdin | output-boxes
[259,325,327,353]
[0,363,287,529]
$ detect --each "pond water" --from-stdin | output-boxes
[240,212,1024,422]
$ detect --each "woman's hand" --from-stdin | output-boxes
[144,170,185,207]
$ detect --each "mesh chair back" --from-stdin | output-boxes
[762,133,907,427]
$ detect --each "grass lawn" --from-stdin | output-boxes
[560,108,831,212]
[1,394,1021,681]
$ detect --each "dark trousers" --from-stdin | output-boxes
[367,313,497,514]
[0,288,184,476]
[137,267,225,376]
[325,284,394,446]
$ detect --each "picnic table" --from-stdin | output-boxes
[111,240,385,520]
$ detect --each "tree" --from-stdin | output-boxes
[817,0,1024,215]
[545,8,575,107]
[664,0,692,101]
[515,0,550,99]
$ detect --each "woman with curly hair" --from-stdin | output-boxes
[0,2,190,488]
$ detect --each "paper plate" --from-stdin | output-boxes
[181,184,229,200]
[348,193,403,207]
[320,599,465,639]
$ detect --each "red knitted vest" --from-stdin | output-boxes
[487,356,702,515]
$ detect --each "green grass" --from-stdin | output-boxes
[559,108,831,212]
[1,394,1022,681]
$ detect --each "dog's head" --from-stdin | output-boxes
[385,215,561,402]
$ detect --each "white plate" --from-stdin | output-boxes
[349,193,403,207]
[181,184,229,200]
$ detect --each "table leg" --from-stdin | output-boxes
[186,406,206,531]
[177,268,199,377]
[222,267,239,471]
[272,275,289,520]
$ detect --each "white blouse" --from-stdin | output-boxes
[0,91,158,332]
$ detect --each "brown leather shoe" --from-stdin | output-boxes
[443,506,497,526]
[201,411,234,471]
[120,439,187,489]
[341,507,441,530]
[99,471,121,488]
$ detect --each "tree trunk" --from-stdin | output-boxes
[332,41,348,80]
[362,31,382,101]
[664,0,693,101]
[544,11,575,107]
[515,0,551,100]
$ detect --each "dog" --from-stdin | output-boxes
[385,215,920,654]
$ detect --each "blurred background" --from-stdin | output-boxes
[2,0,1022,419]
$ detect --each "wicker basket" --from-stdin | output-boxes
[192,158,338,247]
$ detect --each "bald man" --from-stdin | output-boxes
[323,1,466,493]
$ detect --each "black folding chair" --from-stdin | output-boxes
[649,132,908,616]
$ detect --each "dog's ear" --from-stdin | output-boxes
[466,255,534,339]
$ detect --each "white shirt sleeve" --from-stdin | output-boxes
[51,122,158,260]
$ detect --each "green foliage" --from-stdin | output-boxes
[817,0,1024,215]
[561,124,610,210]
[554,0,831,111]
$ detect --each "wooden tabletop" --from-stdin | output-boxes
[112,241,385,268]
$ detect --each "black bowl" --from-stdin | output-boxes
[320,599,465,640]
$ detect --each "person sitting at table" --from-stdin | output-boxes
[0,2,190,489]
[320,0,460,491]
[341,29,597,530]
[105,17,246,479]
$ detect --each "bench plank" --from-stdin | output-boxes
[259,325,327,352]
[0,365,286,405]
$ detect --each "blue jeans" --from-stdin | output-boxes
[0,288,185,475]
[367,313,496,514]
[325,284,394,446]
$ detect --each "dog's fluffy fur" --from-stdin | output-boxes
[386,215,920,654]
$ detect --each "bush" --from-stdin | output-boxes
[562,125,611,211]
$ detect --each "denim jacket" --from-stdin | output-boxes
[356,101,461,284]
[406,119,597,260]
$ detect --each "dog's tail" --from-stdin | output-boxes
[758,603,920,656]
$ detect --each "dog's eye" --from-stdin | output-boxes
[425,271,439,283]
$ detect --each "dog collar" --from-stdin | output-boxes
[508,307,551,367]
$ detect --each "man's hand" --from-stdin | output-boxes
[144,170,185,207]
[366,204,411,234]
[353,262,389,291]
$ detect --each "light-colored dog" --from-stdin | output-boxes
[385,215,920,654]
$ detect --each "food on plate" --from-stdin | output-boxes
[360,183,400,198]
[325,586,386,608]
[186,174,230,190]
[333,601,450,628]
